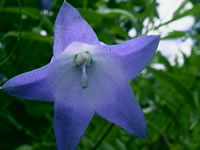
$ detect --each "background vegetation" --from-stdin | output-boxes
[0,0,200,150]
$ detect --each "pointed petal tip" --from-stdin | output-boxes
[108,34,160,79]
[2,82,6,89]
[130,122,147,138]
[137,127,147,138]
[142,35,160,55]
[146,35,160,42]
[126,110,147,138]
[0,83,6,91]
[63,0,71,6]
[138,116,147,138]
[132,119,147,138]
[153,35,160,40]
[2,79,17,93]
[53,0,99,56]
[1,64,54,101]
[149,34,160,38]
[151,34,160,48]
[60,1,74,14]
[1,80,18,98]
[2,80,12,90]
[1,82,17,99]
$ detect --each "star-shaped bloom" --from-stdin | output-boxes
[2,1,160,150]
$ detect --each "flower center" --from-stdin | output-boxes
[74,51,92,89]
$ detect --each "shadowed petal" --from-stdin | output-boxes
[53,1,99,57]
[106,35,160,79]
[95,83,146,137]
[2,64,54,101]
[54,99,94,150]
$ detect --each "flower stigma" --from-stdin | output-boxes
[74,51,92,89]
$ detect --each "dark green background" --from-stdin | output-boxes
[0,0,200,150]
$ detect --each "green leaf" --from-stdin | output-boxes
[149,68,193,106]
[16,145,32,150]
[79,9,104,25]
[162,31,186,40]
[156,52,172,70]
[189,90,199,130]
[155,4,200,29]
[2,31,52,44]
[2,7,41,19]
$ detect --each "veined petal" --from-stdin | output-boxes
[105,35,160,80]
[2,64,54,101]
[54,99,94,150]
[53,1,99,57]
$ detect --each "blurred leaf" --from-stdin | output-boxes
[97,8,138,28]
[116,139,127,150]
[3,31,52,43]
[149,68,193,104]
[172,4,200,20]
[79,9,104,25]
[156,52,172,70]
[2,7,41,19]
[189,90,199,130]
[16,145,32,150]
[162,31,186,40]
[172,0,188,17]
[100,143,115,150]
[25,102,52,118]
[156,4,200,29]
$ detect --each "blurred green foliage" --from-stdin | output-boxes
[0,0,200,150]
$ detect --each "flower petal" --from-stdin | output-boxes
[106,35,160,79]
[54,99,94,150]
[86,50,146,137]
[53,1,99,57]
[2,64,54,101]
[95,84,146,137]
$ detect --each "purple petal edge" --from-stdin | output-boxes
[106,35,160,80]
[2,64,54,101]
[53,1,99,57]
[54,99,94,150]
[95,83,146,138]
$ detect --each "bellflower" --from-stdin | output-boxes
[2,1,160,150]
[40,0,52,10]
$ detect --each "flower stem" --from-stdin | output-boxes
[92,123,114,150]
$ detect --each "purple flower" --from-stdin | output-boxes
[40,0,52,10]
[2,1,160,150]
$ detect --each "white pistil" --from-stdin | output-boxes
[74,51,92,89]
[81,62,88,89]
